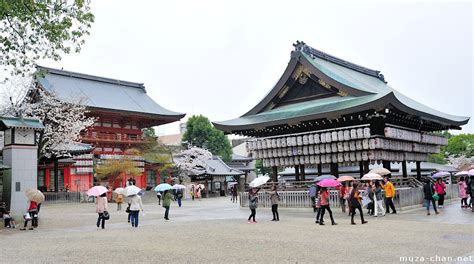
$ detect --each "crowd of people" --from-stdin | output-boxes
[244,174,474,226]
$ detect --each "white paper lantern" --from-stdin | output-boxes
[297,136,303,146]
[337,153,344,163]
[303,146,309,155]
[349,141,356,151]
[314,145,320,154]
[331,131,338,142]
[304,156,310,164]
[308,134,314,144]
[363,127,371,138]
[350,152,356,162]
[337,131,344,141]
[314,155,320,164]
[320,145,326,154]
[356,152,362,161]
[320,133,326,143]
[362,139,369,149]
[343,142,350,152]
[344,153,350,162]
[314,134,320,144]
[331,143,337,153]
[326,144,332,153]
[343,130,350,141]
[350,129,357,139]
[337,142,344,152]
[303,135,309,145]
[325,132,332,143]
[308,145,315,155]
[357,128,364,139]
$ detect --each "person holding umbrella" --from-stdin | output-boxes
[128,193,144,227]
[349,183,368,225]
[308,183,317,213]
[434,178,446,208]
[96,192,108,229]
[247,188,261,223]
[458,177,468,208]
[423,178,439,215]
[115,192,124,211]
[20,200,38,230]
[318,187,337,225]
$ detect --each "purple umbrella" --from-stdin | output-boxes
[431,171,451,178]
[317,179,341,187]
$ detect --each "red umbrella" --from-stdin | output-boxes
[317,179,341,187]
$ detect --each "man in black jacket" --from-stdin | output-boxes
[423,179,439,216]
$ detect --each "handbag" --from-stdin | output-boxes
[24,213,32,220]
[102,211,110,220]
[432,193,439,201]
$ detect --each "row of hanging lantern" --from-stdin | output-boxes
[384,127,448,145]
[247,126,371,151]
[261,150,428,167]
[251,137,440,160]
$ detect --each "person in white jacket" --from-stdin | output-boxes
[128,194,144,228]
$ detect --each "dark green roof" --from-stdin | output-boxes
[214,41,469,133]
[0,116,44,130]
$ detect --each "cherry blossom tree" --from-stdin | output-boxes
[1,76,95,160]
[175,146,212,175]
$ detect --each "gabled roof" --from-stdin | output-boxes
[214,41,469,133]
[203,156,244,176]
[0,116,44,130]
[36,66,185,122]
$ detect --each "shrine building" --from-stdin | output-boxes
[213,41,470,182]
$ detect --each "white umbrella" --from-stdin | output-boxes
[155,183,172,192]
[369,168,391,176]
[87,185,108,197]
[113,187,124,194]
[122,185,142,196]
[249,176,270,188]
[25,189,45,203]
[361,173,383,181]
[455,171,469,177]
[172,184,186,190]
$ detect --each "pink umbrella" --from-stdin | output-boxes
[317,179,341,187]
[86,185,108,197]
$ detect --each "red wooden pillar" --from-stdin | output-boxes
[63,167,70,190]
[155,169,160,185]
[45,169,51,190]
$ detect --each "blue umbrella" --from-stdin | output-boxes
[431,171,450,178]
[314,175,337,182]
[154,183,172,192]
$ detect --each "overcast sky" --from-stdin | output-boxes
[39,0,473,135]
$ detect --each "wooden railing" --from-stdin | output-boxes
[240,184,460,210]
[250,177,423,192]
[81,134,145,143]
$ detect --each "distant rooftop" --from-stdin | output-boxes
[36,66,185,123]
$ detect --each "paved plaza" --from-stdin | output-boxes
[0,197,473,263]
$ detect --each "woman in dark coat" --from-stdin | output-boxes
[248,188,261,223]
[350,183,368,225]
[423,179,439,215]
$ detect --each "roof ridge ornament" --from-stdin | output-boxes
[293,40,387,83]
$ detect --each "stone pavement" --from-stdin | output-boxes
[0,196,472,263]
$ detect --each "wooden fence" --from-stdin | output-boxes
[240,184,460,210]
